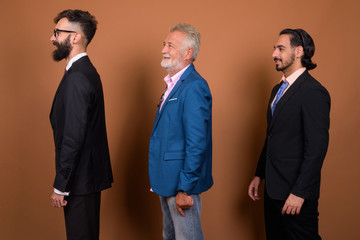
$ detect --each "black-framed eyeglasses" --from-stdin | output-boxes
[53,28,77,37]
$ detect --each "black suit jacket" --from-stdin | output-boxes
[50,56,113,195]
[255,71,330,200]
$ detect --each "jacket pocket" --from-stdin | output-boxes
[164,151,185,161]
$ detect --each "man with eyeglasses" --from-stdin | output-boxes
[49,9,113,240]
[248,29,330,239]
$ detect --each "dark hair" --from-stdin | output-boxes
[54,9,97,45]
[280,28,317,70]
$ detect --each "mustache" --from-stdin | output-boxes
[53,41,60,48]
[274,57,282,62]
[162,54,171,58]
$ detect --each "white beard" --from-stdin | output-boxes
[161,54,182,71]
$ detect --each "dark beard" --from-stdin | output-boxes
[52,36,72,61]
[275,53,295,72]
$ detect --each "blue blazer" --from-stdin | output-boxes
[149,64,213,197]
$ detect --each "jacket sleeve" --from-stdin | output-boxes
[177,80,212,194]
[291,86,330,199]
[255,139,267,179]
[53,73,92,192]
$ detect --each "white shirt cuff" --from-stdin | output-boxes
[54,188,70,196]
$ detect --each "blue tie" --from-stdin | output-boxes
[271,81,289,115]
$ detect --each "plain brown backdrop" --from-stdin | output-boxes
[0,0,359,239]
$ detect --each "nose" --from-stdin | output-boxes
[272,49,278,59]
[50,34,56,42]
[162,45,168,54]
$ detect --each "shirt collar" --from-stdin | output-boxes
[163,64,191,86]
[66,52,87,71]
[281,67,306,85]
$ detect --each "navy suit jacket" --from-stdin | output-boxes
[50,56,113,195]
[149,64,213,197]
[255,71,330,200]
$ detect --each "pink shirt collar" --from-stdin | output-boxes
[271,67,306,107]
[281,67,306,86]
[160,64,191,110]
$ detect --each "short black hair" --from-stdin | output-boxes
[280,28,317,70]
[54,9,97,45]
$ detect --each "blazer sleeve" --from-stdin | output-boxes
[255,139,267,179]
[53,72,92,192]
[291,85,330,199]
[177,80,212,194]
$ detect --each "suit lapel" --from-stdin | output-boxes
[266,84,280,128]
[269,71,309,130]
[49,58,86,119]
[151,64,195,134]
[50,71,69,120]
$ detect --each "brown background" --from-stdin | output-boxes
[0,0,359,239]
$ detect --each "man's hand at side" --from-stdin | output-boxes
[248,176,262,201]
[51,192,67,208]
[176,191,194,217]
[282,193,304,215]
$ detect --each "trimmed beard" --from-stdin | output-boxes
[160,54,184,73]
[275,52,296,72]
[52,35,72,62]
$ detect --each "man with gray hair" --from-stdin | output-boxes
[149,23,213,240]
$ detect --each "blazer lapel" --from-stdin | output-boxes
[269,71,308,130]
[50,72,68,120]
[50,57,90,119]
[151,64,195,134]
[49,63,79,119]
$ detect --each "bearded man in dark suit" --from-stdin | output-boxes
[248,29,330,240]
[49,9,113,240]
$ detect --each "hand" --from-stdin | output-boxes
[282,193,304,215]
[248,176,262,201]
[175,191,194,217]
[51,192,67,208]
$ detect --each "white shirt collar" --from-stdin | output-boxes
[66,52,87,71]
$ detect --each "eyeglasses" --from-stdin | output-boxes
[53,28,76,38]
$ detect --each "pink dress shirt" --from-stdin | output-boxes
[160,64,191,110]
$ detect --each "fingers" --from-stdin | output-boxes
[248,186,256,201]
[51,193,67,208]
[61,199,68,207]
[248,181,261,201]
[281,204,286,215]
[282,204,301,215]
[177,206,185,217]
[51,194,58,207]
[175,193,193,217]
[282,194,304,215]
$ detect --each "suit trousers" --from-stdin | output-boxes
[64,192,101,240]
[264,191,321,240]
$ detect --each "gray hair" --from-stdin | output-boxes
[170,23,201,61]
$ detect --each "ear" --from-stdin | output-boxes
[295,45,304,58]
[184,48,194,60]
[72,33,82,44]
